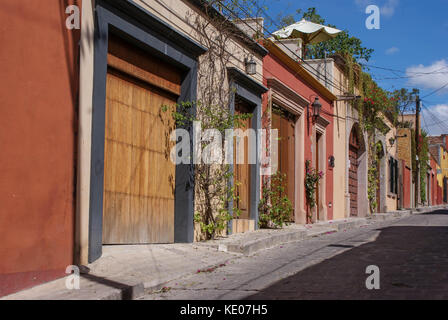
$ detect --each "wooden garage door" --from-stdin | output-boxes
[272,109,295,220]
[102,35,181,244]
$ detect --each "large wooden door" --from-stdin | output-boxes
[316,133,321,220]
[234,100,252,220]
[349,129,359,217]
[272,109,295,220]
[102,35,181,244]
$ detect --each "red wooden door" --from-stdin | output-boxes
[316,133,321,220]
[349,129,359,217]
[272,110,295,220]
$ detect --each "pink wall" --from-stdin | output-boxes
[402,161,411,209]
[263,53,334,221]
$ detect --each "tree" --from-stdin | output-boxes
[390,88,420,125]
[279,7,374,62]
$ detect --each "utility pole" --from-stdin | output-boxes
[414,95,420,208]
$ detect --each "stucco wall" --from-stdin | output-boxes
[378,115,398,212]
[332,64,347,220]
[263,52,334,223]
[133,0,264,84]
[308,59,369,219]
[0,0,81,296]
[76,0,266,261]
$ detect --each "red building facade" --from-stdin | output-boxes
[262,39,336,224]
[0,1,81,296]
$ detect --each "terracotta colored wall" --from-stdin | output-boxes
[402,162,411,209]
[0,0,80,296]
[437,185,443,205]
[263,53,334,221]
[430,158,437,205]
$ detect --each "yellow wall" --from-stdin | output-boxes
[332,63,347,220]
[437,146,448,186]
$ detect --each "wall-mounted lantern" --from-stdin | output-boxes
[329,155,335,168]
[389,137,396,147]
[245,57,256,75]
[312,97,322,119]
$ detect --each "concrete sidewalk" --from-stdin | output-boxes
[2,206,445,300]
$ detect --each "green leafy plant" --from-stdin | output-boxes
[305,160,323,222]
[163,101,251,240]
[368,160,379,213]
[258,172,293,229]
[280,7,374,62]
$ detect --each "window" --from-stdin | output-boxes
[389,157,399,195]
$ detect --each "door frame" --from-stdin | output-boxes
[271,105,296,220]
[266,77,308,224]
[227,67,267,234]
[87,0,207,262]
[348,125,360,217]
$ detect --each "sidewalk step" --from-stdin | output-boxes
[218,229,307,255]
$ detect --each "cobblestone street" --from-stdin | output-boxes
[142,209,448,300]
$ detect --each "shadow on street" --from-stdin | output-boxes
[246,213,448,300]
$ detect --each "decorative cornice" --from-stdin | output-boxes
[188,0,268,57]
[227,67,268,95]
[99,0,208,57]
[267,77,309,109]
[315,115,330,129]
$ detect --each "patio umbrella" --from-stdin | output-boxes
[273,19,342,46]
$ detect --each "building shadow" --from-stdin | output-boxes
[424,209,448,215]
[246,219,448,300]
[80,273,141,300]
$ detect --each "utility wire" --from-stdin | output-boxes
[421,103,448,133]
[421,82,448,99]
[361,63,448,75]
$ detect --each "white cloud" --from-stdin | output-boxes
[406,59,448,93]
[385,47,399,55]
[355,0,399,17]
[421,104,448,135]
[381,0,399,17]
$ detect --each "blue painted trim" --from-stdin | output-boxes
[227,68,267,234]
[88,0,205,262]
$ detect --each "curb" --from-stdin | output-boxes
[6,206,445,300]
[218,218,370,256]
[218,230,307,255]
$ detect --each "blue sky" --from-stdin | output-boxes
[262,0,448,135]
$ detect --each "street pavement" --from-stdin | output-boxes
[141,209,448,300]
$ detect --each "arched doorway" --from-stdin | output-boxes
[348,126,360,217]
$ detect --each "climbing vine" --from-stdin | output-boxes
[419,131,429,204]
[305,160,323,222]
[161,4,260,240]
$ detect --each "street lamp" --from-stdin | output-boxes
[245,57,256,75]
[311,97,322,120]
